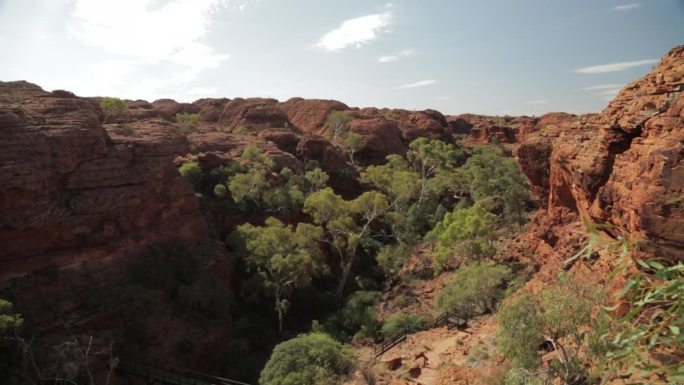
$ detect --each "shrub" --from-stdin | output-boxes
[376,242,411,277]
[380,313,426,338]
[213,183,228,198]
[100,97,128,122]
[325,110,352,140]
[383,110,399,120]
[319,291,382,342]
[178,161,203,190]
[176,112,200,125]
[435,263,512,321]
[496,276,605,384]
[259,332,355,385]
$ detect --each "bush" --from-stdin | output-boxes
[380,313,426,338]
[259,332,355,385]
[178,161,203,190]
[376,242,411,277]
[319,291,382,342]
[100,97,128,122]
[496,276,605,384]
[383,110,399,120]
[176,112,200,125]
[435,263,512,321]
[325,111,353,141]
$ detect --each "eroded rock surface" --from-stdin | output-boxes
[517,45,684,258]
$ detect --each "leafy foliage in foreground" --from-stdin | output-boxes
[602,258,684,383]
[496,276,605,385]
[259,332,355,385]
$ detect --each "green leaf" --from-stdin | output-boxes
[668,325,680,336]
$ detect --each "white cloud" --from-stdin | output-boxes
[575,59,657,74]
[378,55,398,63]
[612,3,640,11]
[67,0,229,96]
[579,84,624,91]
[579,84,624,101]
[525,100,549,105]
[399,80,436,89]
[317,11,392,52]
[378,49,415,63]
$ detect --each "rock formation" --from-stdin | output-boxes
[518,45,684,259]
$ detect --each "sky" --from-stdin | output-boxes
[0,0,682,115]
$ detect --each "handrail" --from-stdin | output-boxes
[373,311,460,358]
[116,358,251,385]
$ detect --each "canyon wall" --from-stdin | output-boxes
[518,45,684,261]
[0,45,681,377]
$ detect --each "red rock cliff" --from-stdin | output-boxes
[518,45,684,258]
[0,81,209,282]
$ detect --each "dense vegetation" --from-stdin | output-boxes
[171,136,537,383]
[4,123,679,385]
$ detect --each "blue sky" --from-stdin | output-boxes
[0,0,682,115]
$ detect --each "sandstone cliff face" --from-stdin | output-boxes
[517,45,684,259]
[0,82,209,283]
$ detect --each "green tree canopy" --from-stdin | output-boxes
[178,161,203,190]
[427,203,498,270]
[457,147,532,225]
[259,332,355,385]
[303,188,388,298]
[237,218,326,332]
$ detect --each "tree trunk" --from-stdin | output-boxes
[336,260,354,299]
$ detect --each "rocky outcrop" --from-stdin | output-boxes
[447,114,537,143]
[518,45,684,258]
[0,82,209,282]
[280,97,348,133]
[217,98,288,132]
[185,131,300,170]
[349,117,407,164]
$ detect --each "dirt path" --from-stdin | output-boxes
[348,316,498,385]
